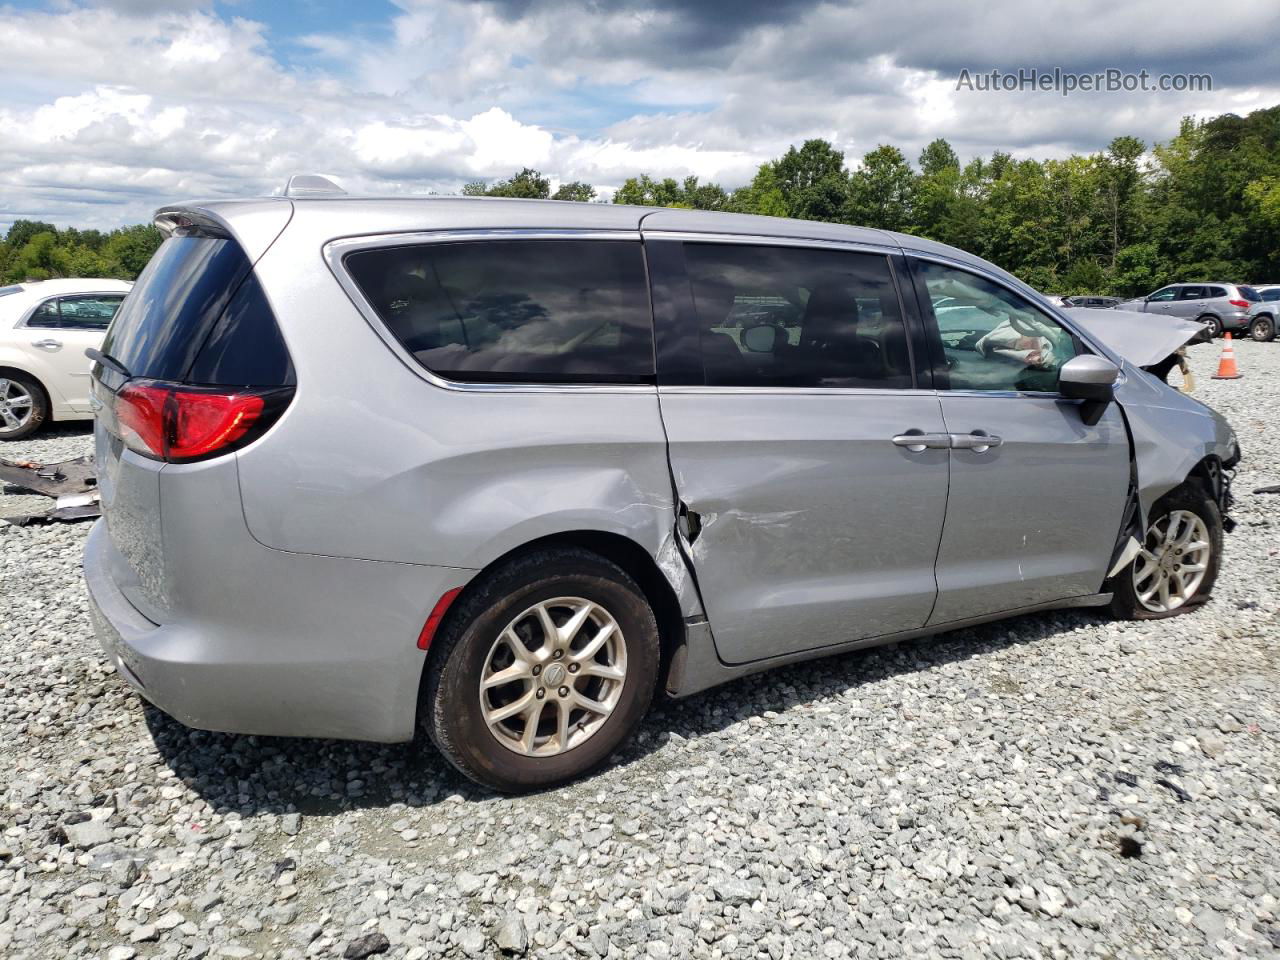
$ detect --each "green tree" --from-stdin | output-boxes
[4,220,58,250]
[847,145,915,231]
[463,168,553,199]
[551,181,597,202]
[773,139,849,222]
[101,225,163,278]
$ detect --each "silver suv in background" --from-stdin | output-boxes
[1116,282,1260,337]
[85,193,1239,792]
[1245,285,1280,342]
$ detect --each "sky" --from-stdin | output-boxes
[2,0,1278,230]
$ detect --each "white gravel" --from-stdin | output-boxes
[2,342,1278,960]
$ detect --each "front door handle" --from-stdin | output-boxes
[951,432,1003,452]
[32,338,63,350]
[892,432,952,452]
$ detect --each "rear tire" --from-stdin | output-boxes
[422,547,660,792]
[1107,485,1222,620]
[0,371,48,441]
[1200,315,1223,338]
[1250,315,1276,342]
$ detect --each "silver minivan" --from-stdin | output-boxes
[85,194,1239,791]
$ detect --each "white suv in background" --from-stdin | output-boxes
[0,278,132,439]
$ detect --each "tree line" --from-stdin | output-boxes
[463,104,1280,296]
[4,104,1276,295]
[0,220,163,285]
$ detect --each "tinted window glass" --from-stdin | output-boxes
[1178,286,1206,300]
[55,294,124,330]
[1205,286,1227,298]
[1261,287,1280,301]
[346,240,654,384]
[187,271,294,386]
[102,236,252,380]
[1238,286,1261,301]
[1147,287,1177,302]
[27,299,62,328]
[917,261,1078,393]
[681,244,912,388]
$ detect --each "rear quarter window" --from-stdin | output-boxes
[100,234,292,387]
[344,240,655,385]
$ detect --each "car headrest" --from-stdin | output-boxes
[802,282,860,343]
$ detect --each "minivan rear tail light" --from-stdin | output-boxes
[1228,299,1249,308]
[115,381,292,463]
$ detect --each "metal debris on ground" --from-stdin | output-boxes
[0,455,100,525]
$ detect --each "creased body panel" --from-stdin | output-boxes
[1114,365,1238,524]
[660,389,949,665]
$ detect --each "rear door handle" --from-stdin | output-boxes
[951,432,1003,452]
[32,338,63,350]
[892,432,952,452]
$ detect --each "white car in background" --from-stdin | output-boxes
[0,278,132,439]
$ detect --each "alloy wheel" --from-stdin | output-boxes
[1252,317,1273,342]
[479,597,627,757]
[0,378,35,435]
[1132,509,1211,613]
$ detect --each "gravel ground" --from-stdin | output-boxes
[2,342,1278,960]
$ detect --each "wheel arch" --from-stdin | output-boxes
[415,529,693,726]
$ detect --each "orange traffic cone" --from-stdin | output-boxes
[1212,332,1242,380]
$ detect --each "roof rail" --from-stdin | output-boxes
[283,174,347,198]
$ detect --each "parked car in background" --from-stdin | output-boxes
[0,278,132,439]
[1065,296,1122,309]
[1115,283,1259,337]
[1245,284,1280,342]
[85,191,1238,792]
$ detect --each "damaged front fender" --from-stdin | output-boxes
[1113,364,1239,526]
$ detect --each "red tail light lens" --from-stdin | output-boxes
[113,381,290,463]
[1229,299,1249,308]
[116,383,169,458]
[169,391,264,459]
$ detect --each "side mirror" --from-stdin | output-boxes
[740,323,782,353]
[1059,354,1120,425]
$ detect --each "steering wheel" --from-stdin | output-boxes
[1004,310,1044,337]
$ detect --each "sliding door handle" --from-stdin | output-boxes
[951,432,1003,452]
[892,432,952,452]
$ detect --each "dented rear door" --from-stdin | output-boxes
[645,237,949,665]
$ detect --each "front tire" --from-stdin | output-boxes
[1108,486,1222,620]
[0,372,47,440]
[1250,315,1276,342]
[422,547,660,792]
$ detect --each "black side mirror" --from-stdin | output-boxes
[1059,354,1120,426]
[740,323,784,353]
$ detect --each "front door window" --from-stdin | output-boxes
[916,262,1078,393]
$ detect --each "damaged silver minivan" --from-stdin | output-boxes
[84,191,1239,791]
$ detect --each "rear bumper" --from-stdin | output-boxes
[84,518,473,742]
[1221,312,1250,330]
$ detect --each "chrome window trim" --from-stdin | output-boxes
[323,229,657,395]
[17,292,127,331]
[657,385,940,398]
[904,250,1127,381]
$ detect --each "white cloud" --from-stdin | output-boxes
[1,0,1278,230]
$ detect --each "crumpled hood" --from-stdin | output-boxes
[1064,308,1209,367]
